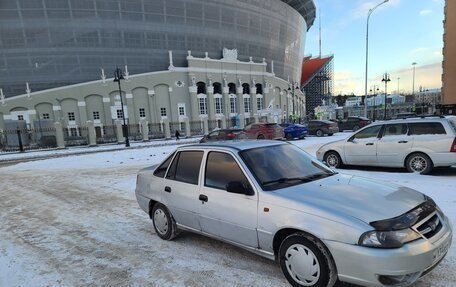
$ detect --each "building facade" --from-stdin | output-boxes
[0,50,306,138]
[441,0,456,113]
[0,0,315,98]
[300,55,334,117]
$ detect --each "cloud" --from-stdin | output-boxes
[350,0,400,20]
[420,10,432,16]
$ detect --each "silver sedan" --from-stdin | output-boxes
[135,140,452,287]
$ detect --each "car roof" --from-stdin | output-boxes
[368,116,451,125]
[183,140,287,152]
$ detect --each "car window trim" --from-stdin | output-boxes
[165,150,204,185]
[154,151,177,178]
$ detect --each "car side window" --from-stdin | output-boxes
[409,122,446,135]
[353,125,382,139]
[208,131,219,139]
[382,124,408,137]
[205,152,250,191]
[153,152,175,178]
[166,151,203,185]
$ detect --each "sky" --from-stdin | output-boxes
[304,0,445,96]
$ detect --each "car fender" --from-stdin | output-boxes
[135,168,164,210]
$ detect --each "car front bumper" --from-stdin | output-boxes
[324,220,453,287]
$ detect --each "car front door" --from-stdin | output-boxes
[198,151,258,247]
[162,150,204,231]
[343,125,383,165]
[377,123,413,166]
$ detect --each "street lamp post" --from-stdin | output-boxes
[288,82,300,122]
[364,0,389,118]
[412,62,417,96]
[397,77,400,94]
[113,66,130,147]
[381,73,391,120]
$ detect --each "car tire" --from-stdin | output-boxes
[328,133,333,136]
[352,125,360,132]
[257,134,265,140]
[286,133,293,141]
[316,129,324,137]
[324,151,342,168]
[279,232,337,287]
[406,153,433,175]
[151,203,177,240]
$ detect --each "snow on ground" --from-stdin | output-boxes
[0,133,455,287]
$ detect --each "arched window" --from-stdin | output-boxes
[228,83,236,94]
[242,83,250,94]
[213,82,222,94]
[197,82,206,94]
[255,83,263,94]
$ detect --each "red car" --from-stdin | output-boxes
[244,123,284,139]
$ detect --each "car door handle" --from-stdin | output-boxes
[398,140,408,143]
[366,143,374,146]
[164,186,171,193]
[199,194,208,203]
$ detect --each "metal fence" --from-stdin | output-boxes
[63,127,88,146]
[0,127,57,153]
[190,120,203,136]
[127,124,142,141]
[148,123,165,139]
[97,125,117,144]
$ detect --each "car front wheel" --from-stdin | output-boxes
[286,133,293,141]
[151,203,177,240]
[324,151,342,168]
[406,153,433,175]
[279,233,337,287]
[316,129,324,137]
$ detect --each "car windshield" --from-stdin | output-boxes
[240,144,335,191]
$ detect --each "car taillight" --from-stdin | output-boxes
[326,125,332,129]
[451,138,456,152]
[227,133,234,138]
[360,120,368,125]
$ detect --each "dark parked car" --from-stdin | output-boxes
[279,123,308,140]
[200,129,246,143]
[337,116,371,131]
[393,112,418,119]
[244,123,284,140]
[307,120,339,137]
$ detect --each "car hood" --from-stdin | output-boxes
[270,174,426,224]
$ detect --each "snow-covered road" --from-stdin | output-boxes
[1,134,455,287]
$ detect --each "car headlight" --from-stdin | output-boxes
[359,228,421,248]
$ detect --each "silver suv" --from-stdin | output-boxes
[317,116,456,174]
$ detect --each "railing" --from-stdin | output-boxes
[97,125,117,144]
[0,127,57,153]
[148,123,165,139]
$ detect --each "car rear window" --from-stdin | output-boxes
[409,122,446,135]
[166,151,203,185]
[153,152,175,178]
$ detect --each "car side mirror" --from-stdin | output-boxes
[348,136,355,143]
[226,181,254,196]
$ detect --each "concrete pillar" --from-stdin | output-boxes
[163,118,171,139]
[140,120,149,141]
[86,120,97,147]
[126,93,135,125]
[115,120,124,143]
[202,117,209,134]
[54,122,65,149]
[78,102,88,127]
[207,88,215,121]
[221,116,227,129]
[184,117,191,138]
[238,114,245,129]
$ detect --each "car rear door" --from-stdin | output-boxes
[343,125,382,165]
[198,151,258,247]
[162,150,204,231]
[377,123,413,166]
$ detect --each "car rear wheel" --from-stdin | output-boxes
[151,203,177,240]
[257,134,265,139]
[279,233,337,287]
[286,133,293,141]
[324,151,342,168]
[315,129,324,137]
[406,153,433,175]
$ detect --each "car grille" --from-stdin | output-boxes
[415,213,442,239]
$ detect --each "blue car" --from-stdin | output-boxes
[279,123,308,140]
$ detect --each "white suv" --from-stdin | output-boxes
[316,116,456,174]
